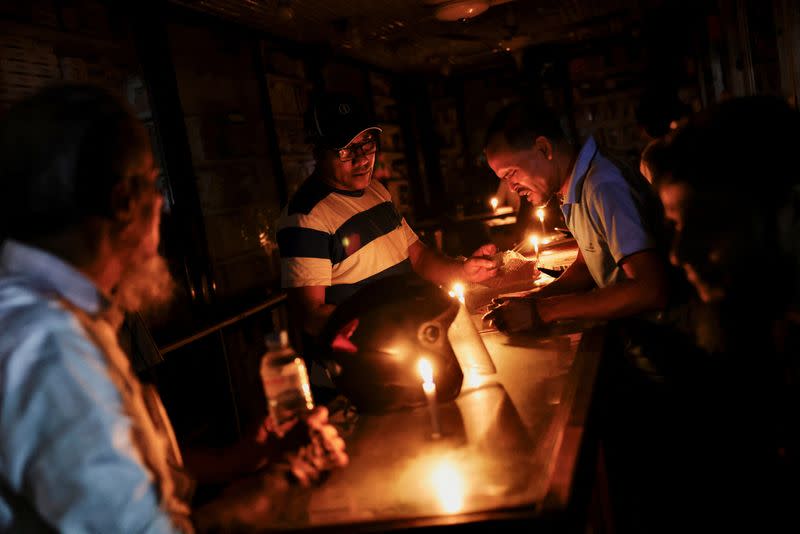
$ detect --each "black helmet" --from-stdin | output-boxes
[321,274,464,413]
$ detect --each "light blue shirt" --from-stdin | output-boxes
[0,240,179,533]
[561,136,658,288]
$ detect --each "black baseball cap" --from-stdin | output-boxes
[305,92,382,150]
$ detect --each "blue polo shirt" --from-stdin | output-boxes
[561,136,658,288]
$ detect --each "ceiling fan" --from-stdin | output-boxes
[426,0,532,54]
[424,0,517,22]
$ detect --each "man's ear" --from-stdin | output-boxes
[109,177,135,225]
[534,136,553,160]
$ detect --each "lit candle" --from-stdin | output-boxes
[490,197,499,212]
[451,282,465,304]
[418,358,441,439]
[536,207,546,234]
[528,234,540,263]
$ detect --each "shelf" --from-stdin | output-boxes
[266,73,312,87]
[271,112,304,120]
[0,20,125,52]
[280,151,313,158]
[193,157,266,168]
[570,62,647,83]
[574,89,643,105]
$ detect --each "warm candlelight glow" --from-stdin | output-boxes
[418,357,441,438]
[430,459,465,513]
[418,358,434,384]
[528,234,540,261]
[451,282,465,304]
[536,207,546,234]
[490,197,499,211]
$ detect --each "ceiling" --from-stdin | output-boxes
[170,0,661,72]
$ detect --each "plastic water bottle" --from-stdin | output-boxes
[261,330,314,432]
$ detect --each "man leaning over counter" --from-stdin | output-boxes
[483,102,669,332]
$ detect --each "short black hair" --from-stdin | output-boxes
[635,89,690,139]
[0,84,148,242]
[640,136,674,187]
[485,102,567,151]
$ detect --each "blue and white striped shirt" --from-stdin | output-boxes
[277,178,418,305]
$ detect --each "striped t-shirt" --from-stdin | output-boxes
[277,177,418,305]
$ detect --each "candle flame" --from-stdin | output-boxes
[528,234,539,247]
[418,358,434,384]
[536,207,545,222]
[451,282,465,304]
[490,197,499,210]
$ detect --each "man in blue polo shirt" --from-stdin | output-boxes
[277,93,498,343]
[483,102,668,332]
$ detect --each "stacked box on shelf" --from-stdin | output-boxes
[430,93,465,198]
[264,50,315,199]
[369,71,412,217]
[59,0,112,38]
[0,34,59,106]
[569,50,647,162]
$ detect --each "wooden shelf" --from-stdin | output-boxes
[0,20,124,52]
[193,157,266,167]
[266,73,312,87]
[271,112,304,120]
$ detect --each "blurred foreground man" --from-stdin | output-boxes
[0,85,346,533]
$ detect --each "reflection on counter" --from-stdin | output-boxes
[306,381,548,526]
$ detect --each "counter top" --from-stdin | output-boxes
[201,319,605,532]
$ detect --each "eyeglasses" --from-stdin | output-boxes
[337,136,378,162]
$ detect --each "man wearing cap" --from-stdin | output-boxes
[277,92,497,342]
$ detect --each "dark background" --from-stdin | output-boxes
[0,0,797,447]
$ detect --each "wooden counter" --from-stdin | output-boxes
[203,319,606,533]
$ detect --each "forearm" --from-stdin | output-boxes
[538,278,666,323]
[302,304,336,337]
[412,247,464,287]
[183,442,268,486]
[287,289,336,338]
[534,258,596,298]
[192,470,291,533]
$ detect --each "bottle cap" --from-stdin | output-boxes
[265,329,290,351]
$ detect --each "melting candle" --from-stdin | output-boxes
[418,358,441,439]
